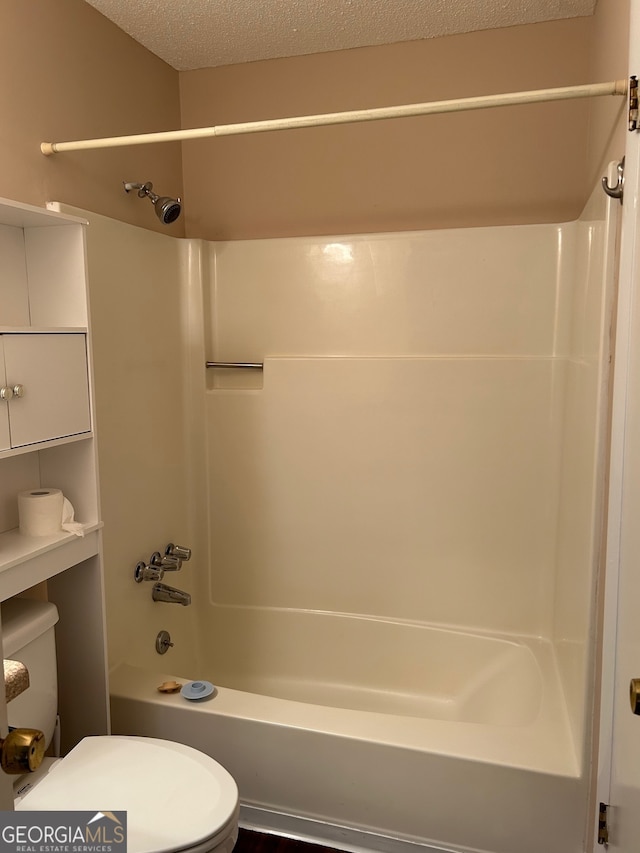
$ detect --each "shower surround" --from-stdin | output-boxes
[60,171,616,853]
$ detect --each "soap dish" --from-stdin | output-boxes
[181,680,216,701]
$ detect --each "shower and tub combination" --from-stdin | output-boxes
[48,162,617,853]
[42,78,626,853]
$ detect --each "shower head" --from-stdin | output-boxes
[123,181,182,225]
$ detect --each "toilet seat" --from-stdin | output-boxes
[17,736,239,853]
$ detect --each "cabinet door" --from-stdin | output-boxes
[0,339,10,452]
[3,334,91,448]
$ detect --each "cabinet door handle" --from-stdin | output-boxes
[0,386,14,401]
[12,384,24,398]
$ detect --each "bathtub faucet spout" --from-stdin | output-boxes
[152,582,191,606]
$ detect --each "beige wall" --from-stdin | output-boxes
[0,0,183,235]
[587,0,631,188]
[0,4,629,241]
[180,18,596,241]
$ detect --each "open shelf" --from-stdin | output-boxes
[0,524,103,600]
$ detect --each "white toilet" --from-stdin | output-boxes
[2,598,240,853]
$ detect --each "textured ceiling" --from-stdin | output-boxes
[83,0,597,71]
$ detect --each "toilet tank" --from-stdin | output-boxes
[1,598,59,748]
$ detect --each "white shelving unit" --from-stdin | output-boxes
[0,197,109,775]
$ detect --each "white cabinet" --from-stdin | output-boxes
[0,334,91,451]
[0,197,100,552]
[0,197,109,777]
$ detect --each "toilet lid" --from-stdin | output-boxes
[17,736,239,853]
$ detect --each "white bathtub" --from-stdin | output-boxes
[109,614,589,853]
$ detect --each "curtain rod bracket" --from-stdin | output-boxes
[629,76,638,131]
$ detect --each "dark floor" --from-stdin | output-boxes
[234,829,336,853]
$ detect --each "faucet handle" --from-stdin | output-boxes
[134,561,164,583]
[151,551,182,571]
[165,543,191,562]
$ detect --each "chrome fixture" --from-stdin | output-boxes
[602,157,625,203]
[165,543,192,562]
[135,543,192,585]
[151,551,182,572]
[134,561,164,583]
[206,362,264,370]
[123,181,182,224]
[152,583,191,606]
[155,630,174,655]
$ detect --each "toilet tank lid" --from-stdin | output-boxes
[1,599,59,657]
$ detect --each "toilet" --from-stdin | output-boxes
[2,598,240,853]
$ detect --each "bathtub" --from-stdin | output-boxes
[109,613,589,853]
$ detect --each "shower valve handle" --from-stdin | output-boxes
[165,543,192,562]
[134,562,164,583]
[151,551,182,571]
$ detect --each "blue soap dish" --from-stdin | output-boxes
[181,680,216,701]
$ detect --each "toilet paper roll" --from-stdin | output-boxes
[18,488,64,537]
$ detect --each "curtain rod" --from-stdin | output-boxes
[41,80,627,156]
